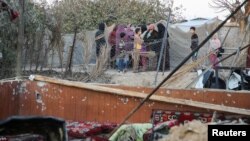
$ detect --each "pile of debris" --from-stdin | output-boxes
[160,119,248,141]
[160,120,207,141]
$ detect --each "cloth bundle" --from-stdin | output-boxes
[67,121,117,139]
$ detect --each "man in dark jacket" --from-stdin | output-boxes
[190,26,199,61]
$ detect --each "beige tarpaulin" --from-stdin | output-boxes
[168,18,221,68]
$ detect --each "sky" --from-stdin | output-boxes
[46,0,230,20]
[173,0,229,20]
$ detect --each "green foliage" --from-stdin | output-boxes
[0,0,49,77]
[55,0,184,32]
[0,0,184,78]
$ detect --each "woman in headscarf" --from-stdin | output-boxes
[108,25,118,68]
[142,24,160,70]
[95,23,106,57]
[209,34,221,68]
[156,22,170,71]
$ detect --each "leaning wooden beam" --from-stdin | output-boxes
[32,75,250,116]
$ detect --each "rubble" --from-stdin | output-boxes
[160,120,207,141]
[160,119,249,141]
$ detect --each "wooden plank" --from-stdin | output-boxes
[71,89,77,121]
[91,91,99,122]
[64,88,74,120]
[102,92,111,122]
[97,91,105,122]
[0,82,20,119]
[75,88,86,121]
[109,95,118,123]
[32,75,250,116]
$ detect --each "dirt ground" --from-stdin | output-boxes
[19,67,198,88]
[104,70,198,88]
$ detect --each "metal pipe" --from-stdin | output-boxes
[221,27,231,47]
[186,44,250,88]
[154,10,171,85]
[215,68,219,89]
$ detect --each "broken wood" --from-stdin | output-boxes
[64,26,78,76]
[32,75,250,116]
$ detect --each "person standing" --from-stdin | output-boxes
[143,24,159,70]
[116,32,128,73]
[190,26,199,61]
[95,23,106,58]
[133,28,144,72]
[108,26,118,68]
[209,34,221,68]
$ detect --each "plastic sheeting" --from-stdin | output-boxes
[109,123,152,141]
[168,18,221,68]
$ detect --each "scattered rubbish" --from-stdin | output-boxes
[160,120,207,141]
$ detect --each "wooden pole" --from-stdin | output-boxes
[65,26,77,76]
[16,0,25,78]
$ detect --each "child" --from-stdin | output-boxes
[190,26,199,61]
[116,32,129,73]
[209,34,221,68]
[133,28,144,72]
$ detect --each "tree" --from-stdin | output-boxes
[53,0,184,75]
[0,0,64,78]
[16,0,24,78]
[210,0,250,32]
[0,0,184,79]
[56,0,184,32]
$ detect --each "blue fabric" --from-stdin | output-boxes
[117,58,128,71]
[124,60,128,70]
[118,59,124,71]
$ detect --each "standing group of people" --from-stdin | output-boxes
[95,22,170,73]
[189,26,222,70]
[95,23,222,74]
